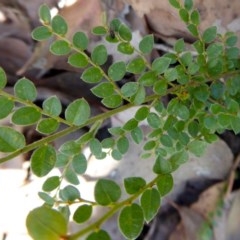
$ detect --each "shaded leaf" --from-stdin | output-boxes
[72,31,88,50]
[0,67,7,89]
[124,177,146,194]
[82,67,103,83]
[43,96,62,117]
[139,34,154,54]
[11,107,41,125]
[91,45,108,65]
[31,145,56,177]
[156,174,174,196]
[94,179,121,205]
[42,176,60,192]
[108,61,126,81]
[0,126,25,152]
[14,78,37,101]
[86,230,111,240]
[0,96,14,119]
[37,118,59,134]
[65,98,90,126]
[73,204,92,223]
[72,153,87,174]
[102,94,122,108]
[59,185,80,201]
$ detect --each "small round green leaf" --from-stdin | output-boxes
[179,8,189,23]
[123,118,138,131]
[72,31,89,50]
[169,0,181,9]
[121,82,139,98]
[147,112,161,129]
[51,15,68,36]
[86,230,111,240]
[39,4,51,24]
[42,176,60,192]
[59,185,80,201]
[91,45,108,65]
[102,94,122,108]
[65,98,90,126]
[118,203,144,239]
[135,106,149,121]
[202,26,217,43]
[72,153,87,174]
[32,26,52,41]
[108,61,126,81]
[91,82,114,98]
[140,188,161,223]
[64,165,80,185]
[43,96,62,117]
[152,57,171,75]
[31,145,56,177]
[187,23,199,37]
[174,38,185,53]
[0,96,14,119]
[127,57,146,74]
[73,204,92,223]
[92,26,107,35]
[37,118,59,134]
[153,156,172,174]
[184,0,193,10]
[38,192,55,206]
[133,85,146,105]
[94,179,121,205]
[131,126,143,144]
[0,126,25,152]
[117,136,129,154]
[26,206,67,240]
[191,10,200,25]
[118,24,132,41]
[188,140,208,157]
[11,107,41,125]
[89,138,102,157]
[117,42,134,55]
[111,149,122,160]
[59,140,80,156]
[0,67,7,89]
[124,177,146,194]
[139,34,154,54]
[68,53,88,68]
[156,174,174,196]
[14,78,37,101]
[50,40,71,55]
[81,67,103,83]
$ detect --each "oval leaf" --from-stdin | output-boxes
[14,78,37,101]
[68,53,88,68]
[102,94,122,108]
[11,106,41,125]
[51,15,68,36]
[139,34,154,54]
[118,203,144,239]
[140,188,161,223]
[43,95,62,117]
[42,176,61,192]
[32,26,52,41]
[59,185,80,201]
[91,45,108,65]
[86,230,111,240]
[94,179,121,205]
[72,31,89,50]
[0,126,25,152]
[0,67,7,89]
[81,67,103,83]
[37,118,59,134]
[73,204,92,223]
[31,145,56,177]
[0,96,14,119]
[156,174,174,196]
[26,206,67,240]
[108,61,126,81]
[124,177,146,194]
[72,153,87,174]
[39,4,51,24]
[65,98,90,126]
[50,40,71,55]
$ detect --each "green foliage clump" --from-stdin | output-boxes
[0,0,240,239]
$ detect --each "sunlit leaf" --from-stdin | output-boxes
[118,203,144,239]
[14,78,37,101]
[27,206,67,240]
